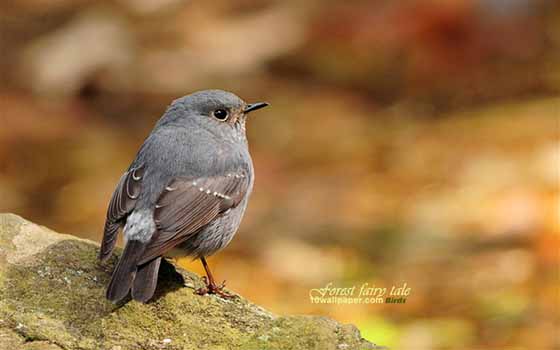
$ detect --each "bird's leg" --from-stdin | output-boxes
[195,257,232,298]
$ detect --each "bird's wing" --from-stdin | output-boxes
[139,171,250,264]
[99,164,144,261]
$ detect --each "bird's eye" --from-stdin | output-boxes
[212,109,229,121]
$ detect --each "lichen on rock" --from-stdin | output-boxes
[0,214,378,350]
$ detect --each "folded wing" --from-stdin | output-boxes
[99,164,144,261]
[139,171,249,264]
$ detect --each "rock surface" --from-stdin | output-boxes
[0,214,377,350]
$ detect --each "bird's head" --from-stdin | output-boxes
[160,90,268,142]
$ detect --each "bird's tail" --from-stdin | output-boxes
[106,240,160,303]
[132,257,162,303]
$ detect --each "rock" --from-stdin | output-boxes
[0,214,377,350]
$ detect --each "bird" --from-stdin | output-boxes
[98,89,268,303]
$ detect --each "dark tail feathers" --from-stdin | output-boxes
[106,240,160,303]
[132,257,162,303]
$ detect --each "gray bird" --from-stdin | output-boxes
[98,89,268,303]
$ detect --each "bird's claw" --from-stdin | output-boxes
[195,278,233,298]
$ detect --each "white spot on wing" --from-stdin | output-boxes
[124,209,156,243]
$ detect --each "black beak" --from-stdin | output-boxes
[244,102,269,114]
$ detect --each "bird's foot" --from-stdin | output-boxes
[195,276,233,298]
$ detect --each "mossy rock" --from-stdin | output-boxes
[0,214,378,350]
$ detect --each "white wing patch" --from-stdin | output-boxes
[124,209,156,243]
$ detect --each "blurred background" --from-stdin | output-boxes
[0,0,558,348]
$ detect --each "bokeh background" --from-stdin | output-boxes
[1,0,558,348]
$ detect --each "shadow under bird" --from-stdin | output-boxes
[99,90,268,303]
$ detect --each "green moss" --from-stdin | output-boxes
[0,214,377,350]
